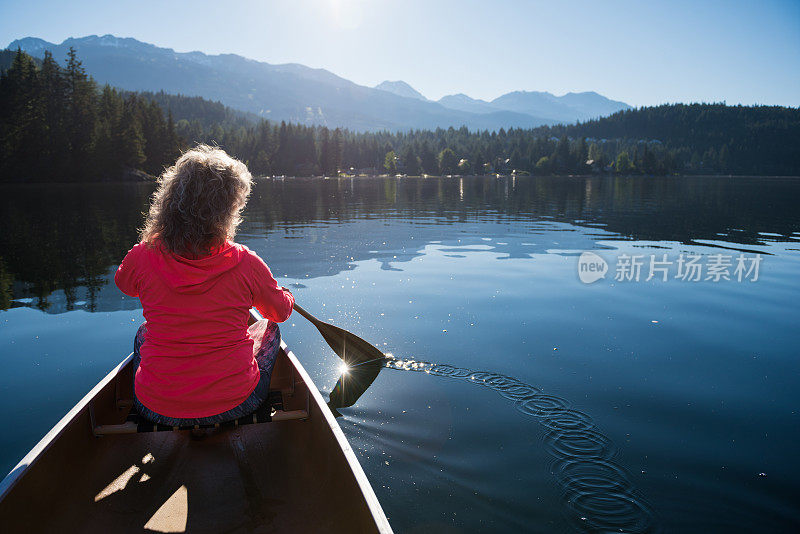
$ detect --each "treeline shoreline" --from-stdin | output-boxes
[1,48,799,183]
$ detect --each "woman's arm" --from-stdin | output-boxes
[115,244,144,297]
[250,254,294,322]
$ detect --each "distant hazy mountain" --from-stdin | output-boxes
[437,93,497,114]
[438,90,631,123]
[557,91,632,120]
[374,80,428,101]
[7,35,629,131]
[489,91,582,123]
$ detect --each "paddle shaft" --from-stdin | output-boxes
[292,302,320,326]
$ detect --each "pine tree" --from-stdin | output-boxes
[64,47,97,180]
[319,127,331,175]
[553,136,571,174]
[118,95,146,169]
[401,144,420,175]
[332,128,343,175]
[0,49,41,179]
[384,151,397,174]
[615,151,633,174]
[40,51,69,174]
[438,148,458,175]
[419,142,437,174]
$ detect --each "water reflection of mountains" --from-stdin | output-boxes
[2,175,798,312]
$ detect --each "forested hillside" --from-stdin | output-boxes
[547,104,800,176]
[1,49,798,182]
[0,49,180,181]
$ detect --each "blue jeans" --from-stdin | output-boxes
[132,319,281,426]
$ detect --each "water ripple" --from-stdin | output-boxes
[515,395,569,417]
[544,429,613,460]
[384,356,656,533]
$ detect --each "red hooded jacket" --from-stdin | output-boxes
[115,241,294,417]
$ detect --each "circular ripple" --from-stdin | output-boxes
[553,459,634,493]
[543,429,614,460]
[515,395,569,417]
[566,490,655,534]
[388,358,654,531]
[540,409,596,432]
[447,367,475,379]
[467,371,500,384]
[483,375,521,389]
[427,364,457,377]
[496,384,541,400]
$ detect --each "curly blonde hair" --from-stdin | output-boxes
[141,145,252,257]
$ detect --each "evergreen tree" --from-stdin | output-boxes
[615,151,634,174]
[0,49,41,179]
[641,145,657,175]
[332,128,343,174]
[384,151,397,174]
[402,144,420,175]
[588,142,604,167]
[419,142,437,174]
[552,136,572,173]
[39,51,69,172]
[718,144,730,174]
[64,47,97,179]
[119,94,146,169]
[438,148,458,175]
[319,127,332,175]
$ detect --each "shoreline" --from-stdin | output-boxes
[3,173,800,185]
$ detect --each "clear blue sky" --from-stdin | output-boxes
[1,0,798,107]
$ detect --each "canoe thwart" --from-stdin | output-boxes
[93,389,308,436]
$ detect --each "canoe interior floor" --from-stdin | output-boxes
[0,350,384,533]
[20,420,362,533]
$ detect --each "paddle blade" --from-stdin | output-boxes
[315,320,387,366]
[328,357,384,414]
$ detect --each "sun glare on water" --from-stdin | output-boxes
[338,362,350,375]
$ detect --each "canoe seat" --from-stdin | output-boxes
[93,389,308,435]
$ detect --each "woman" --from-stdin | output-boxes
[115,145,294,426]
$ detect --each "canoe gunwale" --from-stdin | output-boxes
[280,339,393,533]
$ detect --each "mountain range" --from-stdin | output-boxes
[376,82,631,126]
[7,35,631,132]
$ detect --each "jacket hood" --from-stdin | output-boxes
[148,241,246,294]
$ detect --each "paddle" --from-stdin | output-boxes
[292,302,389,367]
[327,356,385,417]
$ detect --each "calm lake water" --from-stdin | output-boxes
[1,175,799,533]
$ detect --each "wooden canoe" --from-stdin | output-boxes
[0,310,393,533]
